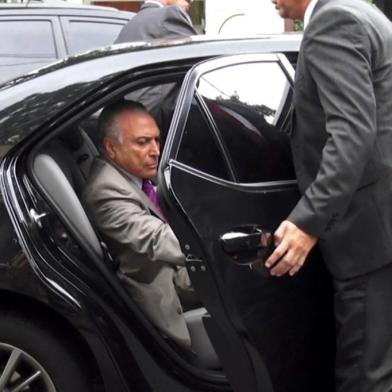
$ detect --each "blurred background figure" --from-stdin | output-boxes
[114,0,197,43]
[115,1,198,152]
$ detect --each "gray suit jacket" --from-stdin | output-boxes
[115,1,197,43]
[288,0,392,278]
[82,157,191,349]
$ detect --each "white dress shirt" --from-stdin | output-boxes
[144,0,164,8]
[304,0,319,29]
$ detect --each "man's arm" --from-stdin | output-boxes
[92,191,185,266]
[289,9,376,236]
[266,9,376,275]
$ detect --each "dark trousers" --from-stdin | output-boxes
[334,262,392,392]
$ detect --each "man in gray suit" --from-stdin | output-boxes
[267,0,392,391]
[82,100,192,350]
[115,0,197,43]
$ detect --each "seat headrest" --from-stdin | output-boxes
[59,126,85,151]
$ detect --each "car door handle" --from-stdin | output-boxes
[219,227,271,254]
[219,227,274,269]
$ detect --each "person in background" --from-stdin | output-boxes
[115,0,196,43]
[267,0,392,391]
[114,0,198,149]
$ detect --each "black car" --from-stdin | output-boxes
[0,35,335,392]
[0,2,134,83]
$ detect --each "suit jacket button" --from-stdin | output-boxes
[177,307,183,314]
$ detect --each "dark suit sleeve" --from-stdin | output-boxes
[288,9,376,237]
[161,6,197,38]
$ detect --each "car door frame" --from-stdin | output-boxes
[158,53,298,392]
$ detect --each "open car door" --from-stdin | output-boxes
[159,54,335,392]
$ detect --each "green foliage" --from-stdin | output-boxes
[294,20,304,31]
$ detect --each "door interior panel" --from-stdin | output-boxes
[168,164,335,392]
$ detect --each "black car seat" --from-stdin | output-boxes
[44,125,98,196]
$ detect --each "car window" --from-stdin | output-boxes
[177,97,231,180]
[63,18,126,55]
[196,62,295,183]
[0,20,56,58]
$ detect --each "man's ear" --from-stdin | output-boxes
[103,137,116,160]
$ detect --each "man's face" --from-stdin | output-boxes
[166,0,193,13]
[104,111,160,179]
[270,0,309,20]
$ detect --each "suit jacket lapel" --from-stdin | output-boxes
[103,157,166,221]
[296,0,331,87]
[308,0,330,24]
[129,179,166,221]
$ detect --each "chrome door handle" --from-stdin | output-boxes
[219,227,274,267]
[220,228,268,254]
[29,209,49,228]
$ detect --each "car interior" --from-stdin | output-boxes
[28,76,224,374]
[1,52,337,391]
[18,58,338,392]
[24,62,307,382]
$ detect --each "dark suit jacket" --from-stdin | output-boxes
[115,1,197,43]
[288,0,392,278]
[114,2,196,138]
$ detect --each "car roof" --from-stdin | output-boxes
[0,34,301,148]
[0,34,302,94]
[3,33,301,86]
[0,1,134,17]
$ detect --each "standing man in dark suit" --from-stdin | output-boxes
[115,0,196,43]
[267,0,392,391]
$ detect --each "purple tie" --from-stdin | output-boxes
[142,179,165,218]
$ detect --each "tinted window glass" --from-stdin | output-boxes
[65,19,125,55]
[198,62,295,183]
[0,20,56,57]
[177,99,230,180]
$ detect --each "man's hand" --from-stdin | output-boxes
[264,221,317,277]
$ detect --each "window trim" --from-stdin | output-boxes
[184,91,237,182]
[0,16,60,59]
[60,16,129,55]
[162,53,296,185]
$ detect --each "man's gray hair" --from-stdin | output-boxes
[98,100,148,147]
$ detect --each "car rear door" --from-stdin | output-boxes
[60,16,129,56]
[159,54,335,392]
[0,15,65,82]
